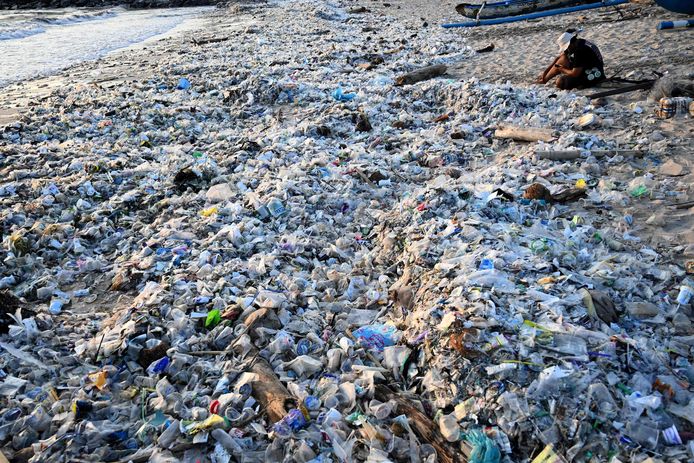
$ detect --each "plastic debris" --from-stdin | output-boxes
[0,1,692,462]
[176,77,191,90]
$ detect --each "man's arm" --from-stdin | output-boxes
[536,55,562,83]
[555,63,583,78]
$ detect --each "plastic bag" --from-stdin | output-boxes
[464,428,501,463]
[352,324,399,352]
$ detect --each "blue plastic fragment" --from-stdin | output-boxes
[332,87,356,101]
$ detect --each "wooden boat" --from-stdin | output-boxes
[655,0,694,14]
[444,0,628,27]
[455,0,603,20]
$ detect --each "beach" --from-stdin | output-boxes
[3,0,691,254]
[0,0,693,461]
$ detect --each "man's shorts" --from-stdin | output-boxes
[557,73,604,90]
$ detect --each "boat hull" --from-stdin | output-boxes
[456,0,600,19]
[655,0,694,14]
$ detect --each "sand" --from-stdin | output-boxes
[366,0,694,83]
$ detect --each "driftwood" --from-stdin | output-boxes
[494,125,556,142]
[395,64,447,86]
[551,187,587,203]
[249,357,296,424]
[354,168,377,188]
[192,36,230,46]
[242,308,296,424]
[243,307,281,339]
[187,350,227,356]
[524,183,587,203]
[375,385,468,463]
[587,81,654,99]
[672,199,694,209]
[536,149,647,160]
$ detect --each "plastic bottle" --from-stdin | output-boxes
[303,395,320,410]
[656,97,693,119]
[676,285,693,305]
[438,413,460,442]
[624,392,662,422]
[586,383,617,419]
[267,198,288,217]
[324,393,348,410]
[48,298,65,315]
[147,357,170,376]
[26,406,51,432]
[211,428,243,454]
[211,392,241,415]
[293,440,317,462]
[157,420,181,449]
[553,334,587,357]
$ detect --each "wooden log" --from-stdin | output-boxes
[375,385,468,463]
[250,357,296,424]
[0,447,13,463]
[243,307,281,339]
[536,149,647,160]
[240,308,295,424]
[494,125,556,142]
[551,187,587,203]
[536,150,582,160]
[192,36,230,46]
[673,199,694,210]
[395,64,447,86]
[355,168,377,188]
[587,81,654,99]
[187,350,227,356]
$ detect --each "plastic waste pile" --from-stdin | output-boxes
[0,0,692,462]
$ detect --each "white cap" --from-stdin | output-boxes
[557,31,575,52]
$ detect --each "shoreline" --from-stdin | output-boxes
[1,0,693,461]
[0,5,216,124]
[0,0,217,9]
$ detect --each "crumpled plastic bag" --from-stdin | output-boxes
[463,428,501,463]
[352,324,400,352]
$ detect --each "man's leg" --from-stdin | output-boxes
[556,75,581,90]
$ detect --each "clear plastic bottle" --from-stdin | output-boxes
[157,420,181,449]
[438,413,460,442]
[211,428,243,454]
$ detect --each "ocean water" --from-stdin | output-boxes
[0,6,212,87]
